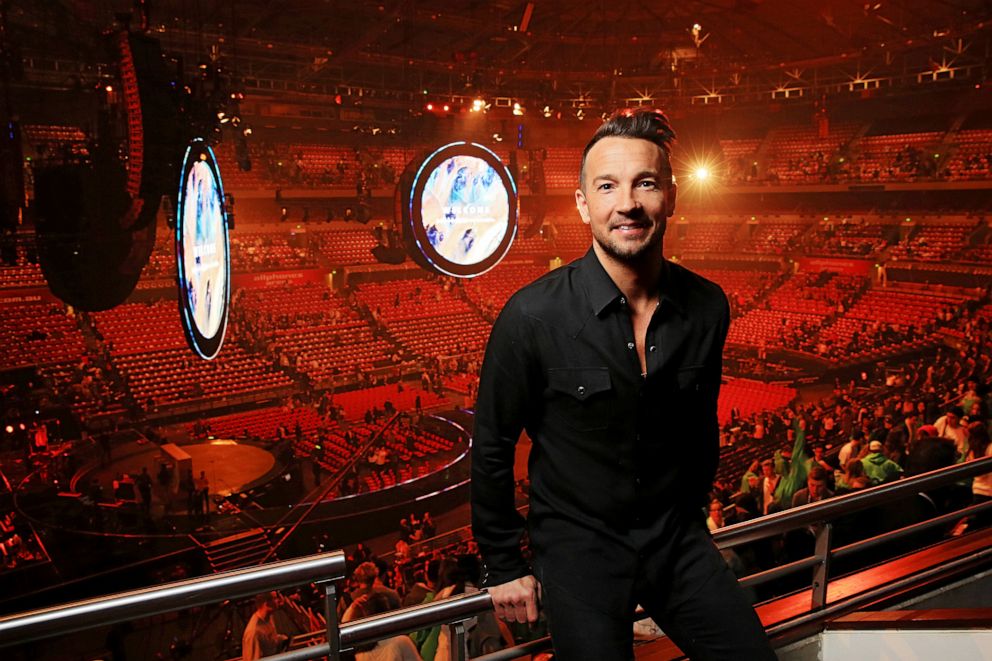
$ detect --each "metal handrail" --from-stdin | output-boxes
[0,551,346,648]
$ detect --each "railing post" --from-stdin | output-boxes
[811,522,832,610]
[322,581,340,661]
[448,620,467,661]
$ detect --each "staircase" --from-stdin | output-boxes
[201,529,274,572]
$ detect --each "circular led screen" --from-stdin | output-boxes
[407,142,517,277]
[175,139,230,360]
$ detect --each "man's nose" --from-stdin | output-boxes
[616,185,642,214]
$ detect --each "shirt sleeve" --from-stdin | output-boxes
[471,297,538,587]
[699,290,731,501]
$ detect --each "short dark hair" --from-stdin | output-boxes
[808,466,829,483]
[579,107,676,188]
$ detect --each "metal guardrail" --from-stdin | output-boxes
[0,551,346,650]
[0,458,990,660]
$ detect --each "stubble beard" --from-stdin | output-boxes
[593,219,667,264]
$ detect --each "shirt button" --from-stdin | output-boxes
[649,345,657,353]
[627,342,635,350]
[577,385,586,396]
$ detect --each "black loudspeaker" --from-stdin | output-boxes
[34,31,178,310]
[35,164,151,310]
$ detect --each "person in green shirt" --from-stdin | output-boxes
[861,440,903,485]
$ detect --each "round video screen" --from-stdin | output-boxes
[175,139,229,359]
[407,142,517,277]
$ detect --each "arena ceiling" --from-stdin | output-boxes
[10,1,992,109]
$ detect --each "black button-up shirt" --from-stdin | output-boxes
[471,248,730,587]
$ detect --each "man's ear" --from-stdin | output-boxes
[575,188,591,224]
[665,182,678,218]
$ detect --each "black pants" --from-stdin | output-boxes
[537,514,775,661]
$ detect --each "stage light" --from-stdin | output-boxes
[426,103,434,111]
[694,166,710,181]
[492,133,503,142]
[4,425,12,434]
[513,102,524,116]
[443,104,450,112]
[542,105,552,118]
[471,98,485,112]
[105,84,114,93]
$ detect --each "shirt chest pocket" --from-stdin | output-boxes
[546,367,613,431]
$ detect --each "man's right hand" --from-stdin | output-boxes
[487,575,541,624]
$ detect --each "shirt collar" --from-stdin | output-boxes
[578,247,686,317]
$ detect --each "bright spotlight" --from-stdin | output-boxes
[694,166,710,181]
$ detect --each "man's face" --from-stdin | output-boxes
[709,503,723,523]
[762,463,775,478]
[947,412,959,427]
[575,137,675,264]
[808,478,827,500]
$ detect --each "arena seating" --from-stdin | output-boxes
[763,122,861,184]
[945,129,992,180]
[888,224,973,262]
[547,217,591,259]
[1,303,86,368]
[854,131,943,181]
[816,287,966,360]
[91,300,294,410]
[692,267,777,311]
[354,279,491,358]
[235,283,396,384]
[764,272,864,318]
[719,138,763,183]
[461,261,548,318]
[543,147,582,189]
[803,218,890,257]
[314,228,380,266]
[740,222,808,254]
[671,221,740,254]
[229,233,317,272]
[718,378,796,426]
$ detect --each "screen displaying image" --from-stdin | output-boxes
[419,155,510,266]
[405,142,517,278]
[176,141,229,359]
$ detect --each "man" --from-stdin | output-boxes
[861,440,903,485]
[791,466,834,508]
[934,405,969,459]
[241,591,287,660]
[838,429,865,468]
[757,459,783,515]
[904,424,956,476]
[343,560,401,621]
[472,108,774,660]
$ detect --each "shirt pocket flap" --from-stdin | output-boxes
[547,367,612,401]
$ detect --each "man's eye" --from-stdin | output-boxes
[598,183,614,191]
[639,180,658,189]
